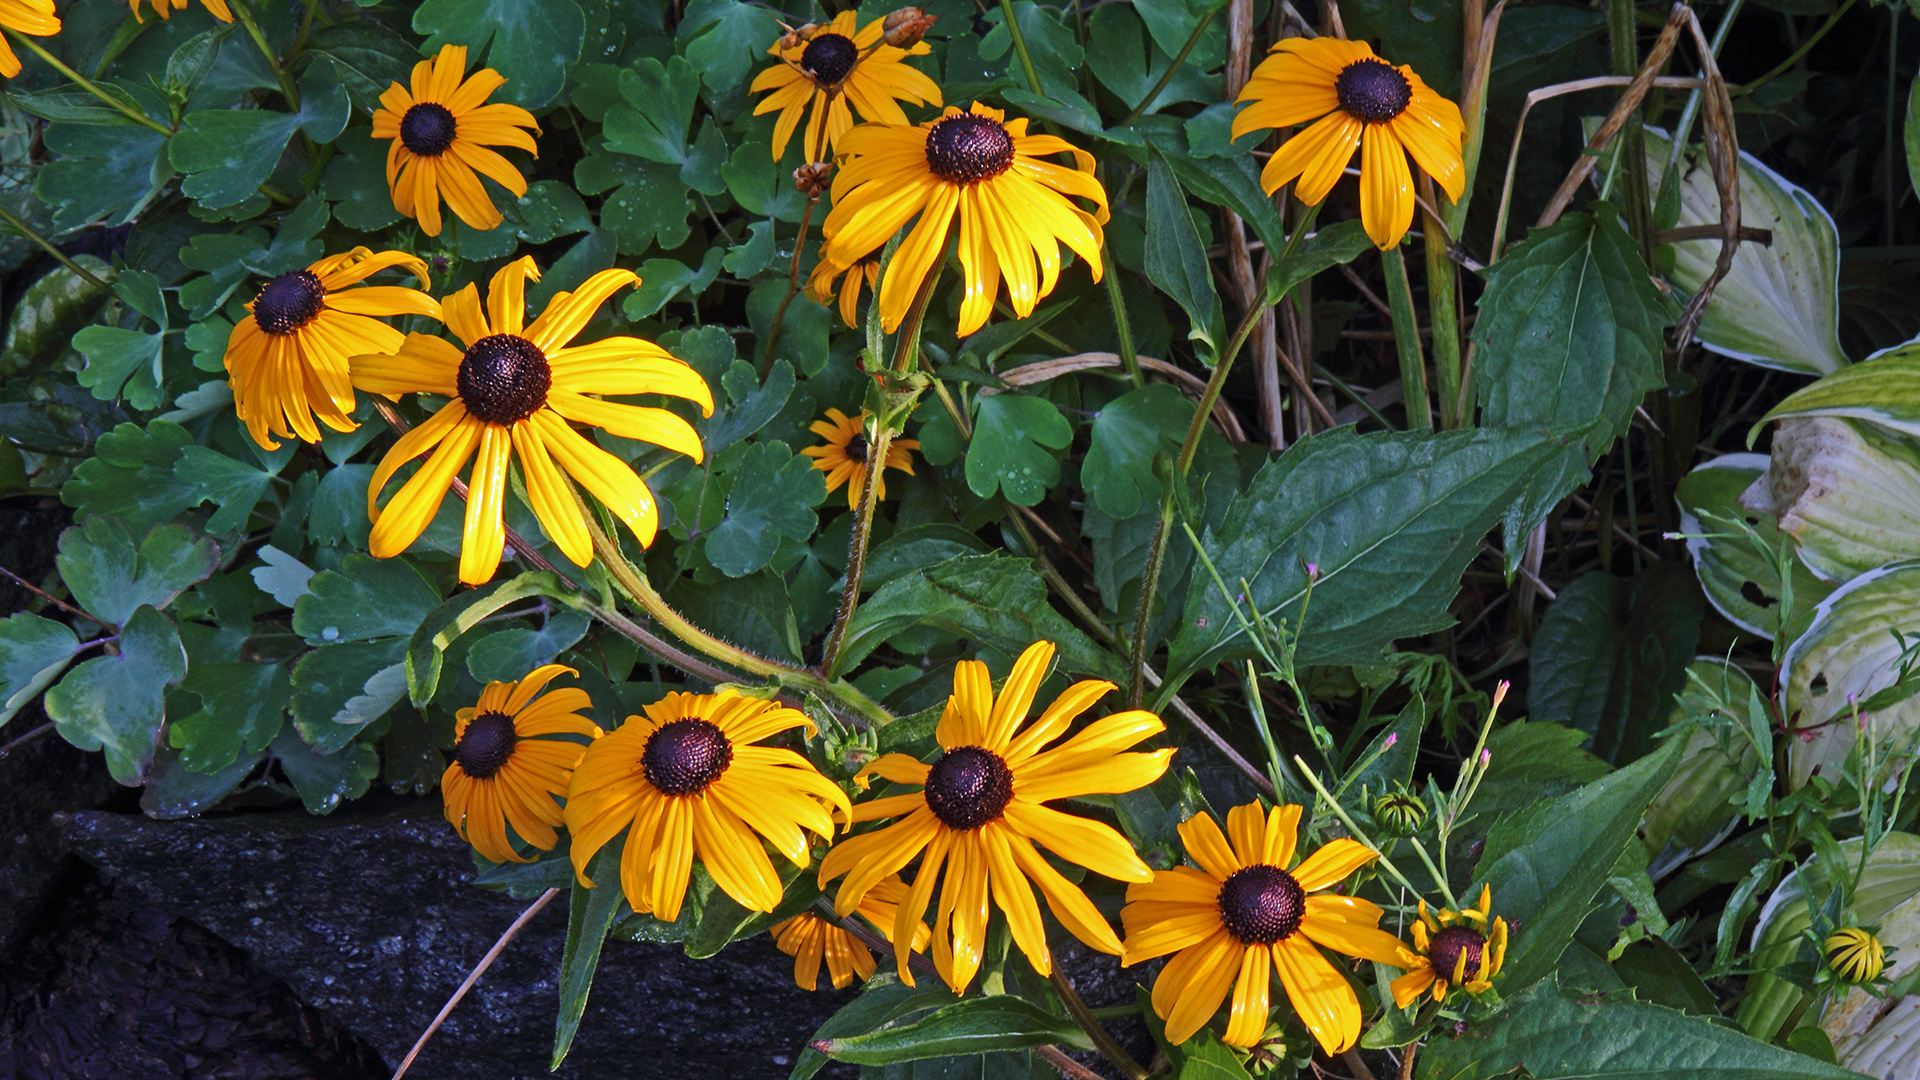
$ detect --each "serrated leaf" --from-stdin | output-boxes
[705,442,826,577]
[703,359,793,455]
[169,69,349,208]
[413,0,585,108]
[814,996,1086,1064]
[676,0,778,92]
[865,524,992,592]
[56,517,220,627]
[35,123,170,232]
[174,444,278,533]
[43,605,187,785]
[574,143,693,254]
[250,544,315,607]
[0,613,80,726]
[466,610,591,684]
[61,420,200,533]
[603,55,699,165]
[168,660,289,772]
[1083,383,1189,518]
[965,394,1072,506]
[292,553,441,646]
[72,325,166,410]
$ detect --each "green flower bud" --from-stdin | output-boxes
[1373,791,1427,837]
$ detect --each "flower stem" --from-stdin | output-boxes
[0,202,107,288]
[1293,754,1454,908]
[817,424,891,678]
[1115,5,1218,128]
[1381,245,1430,430]
[227,0,300,110]
[760,97,837,377]
[999,0,1046,97]
[1100,247,1143,389]
[1049,968,1148,1080]
[5,30,173,136]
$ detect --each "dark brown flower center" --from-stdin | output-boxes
[801,32,858,85]
[252,270,326,336]
[458,334,551,426]
[1217,864,1305,945]
[1335,59,1412,124]
[1429,925,1485,981]
[642,718,733,796]
[455,711,517,779]
[845,433,870,463]
[923,745,1013,830]
[400,102,458,156]
[925,113,1014,185]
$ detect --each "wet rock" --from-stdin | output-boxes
[63,797,852,1079]
[0,723,120,955]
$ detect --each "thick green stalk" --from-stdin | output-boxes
[1101,248,1143,388]
[6,30,173,135]
[1382,246,1430,430]
[998,0,1045,97]
[1116,7,1218,128]
[228,0,300,110]
[1421,197,1463,429]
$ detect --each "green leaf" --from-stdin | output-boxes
[71,325,166,410]
[603,56,699,165]
[1528,564,1704,765]
[1169,426,1567,683]
[676,0,779,92]
[292,553,442,646]
[813,996,1086,1064]
[288,637,407,752]
[1086,5,1219,114]
[1742,418,1920,584]
[1759,349,1920,440]
[250,544,315,607]
[1780,560,1920,789]
[43,605,187,785]
[791,976,963,1080]
[965,394,1072,506]
[413,0,585,108]
[669,572,804,663]
[1161,148,1287,256]
[0,257,114,373]
[61,420,200,534]
[405,570,580,706]
[575,143,693,254]
[56,517,220,627]
[320,126,403,230]
[865,524,992,591]
[0,613,80,726]
[175,444,279,533]
[624,249,725,320]
[1471,734,1686,996]
[1179,1036,1257,1080]
[466,610,591,684]
[512,180,594,243]
[1641,658,1766,855]
[11,84,149,126]
[168,660,289,772]
[169,69,350,208]
[1676,453,1834,638]
[705,442,826,578]
[553,847,626,1069]
[1264,220,1373,307]
[1083,383,1190,518]
[36,124,170,232]
[1417,977,1870,1080]
[271,725,378,814]
[1145,152,1224,361]
[834,552,1124,681]
[302,20,417,112]
[1474,208,1678,460]
[720,143,806,222]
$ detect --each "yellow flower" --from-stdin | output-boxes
[369,43,540,237]
[1827,927,1887,984]
[806,257,879,329]
[355,257,712,585]
[0,0,56,79]
[564,689,852,923]
[441,664,602,864]
[1231,37,1465,250]
[819,640,1174,994]
[1389,885,1508,1007]
[128,0,230,21]
[817,103,1109,337]
[222,247,439,450]
[772,875,931,990]
[750,8,942,162]
[801,407,919,511]
[1122,802,1416,1053]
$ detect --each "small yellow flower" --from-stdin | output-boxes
[1390,885,1509,1007]
[806,257,879,329]
[772,876,931,990]
[1827,927,1887,984]
[1231,37,1465,250]
[441,664,602,864]
[128,0,231,22]
[801,408,919,511]
[369,43,540,236]
[750,8,942,162]
[1123,802,1417,1052]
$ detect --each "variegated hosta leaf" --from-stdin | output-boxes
[1675,453,1833,639]
[1762,349,1920,441]
[1740,417,1920,583]
[1642,656,1764,858]
[1637,124,1850,375]
[1780,562,1920,790]
[1739,833,1920,1040]
[1825,888,1920,1075]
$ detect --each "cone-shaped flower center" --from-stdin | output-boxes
[925,113,1014,185]
[400,102,458,156]
[845,433,870,463]
[1217,864,1305,945]
[252,270,326,336]
[1429,925,1485,981]
[1335,59,1412,124]
[801,32,858,85]
[458,334,552,426]
[643,718,733,796]
[455,711,517,779]
[923,745,1013,830]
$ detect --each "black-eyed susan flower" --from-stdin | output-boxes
[772,876,931,990]
[817,102,1109,337]
[564,689,851,923]
[1230,38,1464,251]
[223,247,438,450]
[819,640,1174,993]
[1827,927,1887,985]
[441,664,602,864]
[370,43,540,237]
[1122,802,1416,1053]
[128,0,230,21]
[801,407,919,511]
[0,0,56,76]
[1390,885,1508,1008]
[807,257,879,329]
[751,9,942,163]
[356,257,712,586]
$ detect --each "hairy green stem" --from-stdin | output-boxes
[1116,6,1218,128]
[1382,246,1430,430]
[1100,248,1143,389]
[1294,755,1452,908]
[999,0,1045,97]
[1421,203,1463,429]
[6,30,173,135]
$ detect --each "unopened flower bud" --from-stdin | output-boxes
[1827,927,1888,984]
[794,161,833,194]
[883,7,938,48]
[1373,791,1427,837]
[777,22,819,51]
